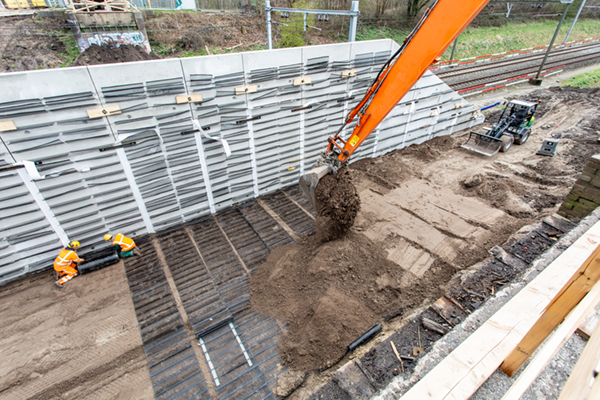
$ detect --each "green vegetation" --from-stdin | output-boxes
[356,25,410,44]
[441,19,600,61]
[60,35,80,67]
[279,0,315,48]
[356,18,600,61]
[561,68,600,88]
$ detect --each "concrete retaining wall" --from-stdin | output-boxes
[0,39,483,286]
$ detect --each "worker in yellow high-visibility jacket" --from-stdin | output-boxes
[104,233,141,258]
[54,241,84,288]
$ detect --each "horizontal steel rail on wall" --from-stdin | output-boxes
[0,39,482,286]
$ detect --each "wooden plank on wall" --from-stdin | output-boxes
[501,244,600,376]
[501,280,600,399]
[399,221,600,400]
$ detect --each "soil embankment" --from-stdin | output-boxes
[250,86,600,375]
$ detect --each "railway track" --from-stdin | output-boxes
[122,187,315,400]
[435,41,600,94]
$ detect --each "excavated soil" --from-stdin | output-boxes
[314,167,361,242]
[250,86,600,378]
[1,82,600,398]
[71,44,161,66]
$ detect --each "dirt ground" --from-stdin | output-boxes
[0,262,154,399]
[249,85,600,394]
[0,11,336,73]
[0,82,599,399]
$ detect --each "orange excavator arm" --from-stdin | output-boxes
[300,0,490,210]
[326,0,490,163]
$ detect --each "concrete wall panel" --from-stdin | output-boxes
[0,39,482,286]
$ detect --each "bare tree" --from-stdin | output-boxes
[406,0,430,18]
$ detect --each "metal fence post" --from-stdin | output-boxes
[266,0,272,50]
[304,13,307,32]
[449,37,459,61]
[348,1,359,42]
[565,0,586,43]
[530,1,572,85]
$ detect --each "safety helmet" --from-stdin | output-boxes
[69,241,80,248]
[104,234,113,241]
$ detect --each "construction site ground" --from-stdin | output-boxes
[1,68,600,399]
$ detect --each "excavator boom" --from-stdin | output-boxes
[300,0,490,209]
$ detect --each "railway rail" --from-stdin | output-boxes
[436,40,600,95]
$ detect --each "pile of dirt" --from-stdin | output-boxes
[314,167,361,241]
[251,86,600,376]
[145,11,334,57]
[250,232,442,371]
[71,44,161,67]
[0,16,68,72]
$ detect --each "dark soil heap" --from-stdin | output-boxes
[314,167,361,241]
[250,233,407,370]
[71,44,161,67]
[250,232,449,371]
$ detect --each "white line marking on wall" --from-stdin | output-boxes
[193,130,216,214]
[246,109,259,198]
[299,110,305,175]
[17,168,70,247]
[116,147,155,233]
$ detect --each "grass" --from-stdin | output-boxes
[60,35,81,67]
[442,19,600,61]
[356,18,600,61]
[356,25,411,44]
[561,68,600,88]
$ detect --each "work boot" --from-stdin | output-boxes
[55,281,63,288]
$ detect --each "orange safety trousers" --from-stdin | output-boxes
[54,248,81,286]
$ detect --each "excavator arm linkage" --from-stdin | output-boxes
[300,0,491,209]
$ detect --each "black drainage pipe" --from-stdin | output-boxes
[78,248,119,274]
[348,324,382,351]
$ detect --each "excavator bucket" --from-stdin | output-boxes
[460,131,503,157]
[299,165,331,211]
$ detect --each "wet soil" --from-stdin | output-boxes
[250,232,450,371]
[251,86,600,387]
[314,167,361,242]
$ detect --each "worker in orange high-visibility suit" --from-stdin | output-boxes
[104,233,141,258]
[54,241,84,288]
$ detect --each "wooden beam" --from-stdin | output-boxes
[558,314,600,400]
[501,280,600,399]
[577,303,600,340]
[399,221,600,400]
[501,243,600,376]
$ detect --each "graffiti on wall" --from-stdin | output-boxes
[77,31,151,53]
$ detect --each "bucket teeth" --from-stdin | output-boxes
[299,165,331,210]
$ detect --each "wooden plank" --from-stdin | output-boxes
[175,94,203,104]
[558,316,600,400]
[399,221,600,400]
[578,302,600,340]
[341,70,357,78]
[502,280,600,399]
[0,120,17,132]
[293,77,312,86]
[501,243,600,376]
[234,85,257,95]
[87,105,121,119]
